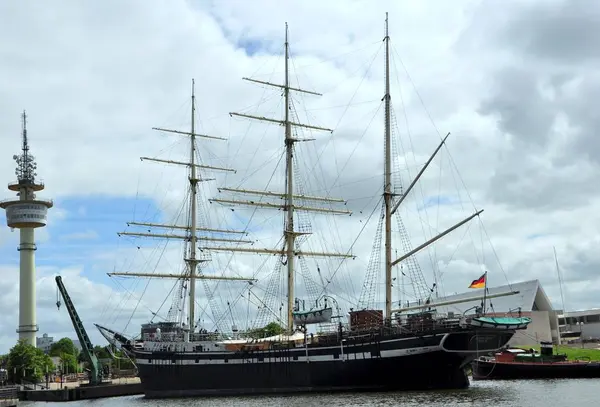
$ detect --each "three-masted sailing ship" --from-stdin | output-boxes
[96,14,531,398]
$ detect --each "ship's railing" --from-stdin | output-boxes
[315,322,340,334]
[137,311,494,351]
[142,331,222,342]
[321,311,474,340]
[190,332,222,341]
[398,313,463,330]
[313,312,468,337]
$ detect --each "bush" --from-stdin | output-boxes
[7,340,54,383]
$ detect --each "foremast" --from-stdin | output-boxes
[211,23,353,333]
[110,79,255,333]
[380,13,484,321]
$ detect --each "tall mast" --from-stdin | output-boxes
[283,23,296,333]
[383,12,393,322]
[216,23,354,333]
[188,79,199,330]
[112,80,256,333]
[378,14,486,318]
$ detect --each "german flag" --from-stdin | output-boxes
[468,273,486,289]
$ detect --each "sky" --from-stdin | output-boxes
[0,0,599,353]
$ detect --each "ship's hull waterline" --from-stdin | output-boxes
[129,329,515,398]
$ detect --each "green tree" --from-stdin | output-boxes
[7,340,54,383]
[92,345,111,360]
[49,338,79,358]
[264,322,285,337]
[247,322,285,339]
[58,353,79,374]
[77,346,107,364]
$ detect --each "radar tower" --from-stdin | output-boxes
[0,111,53,346]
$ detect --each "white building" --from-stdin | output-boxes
[403,279,560,346]
[36,333,54,354]
[559,309,600,341]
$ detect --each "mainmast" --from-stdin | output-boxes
[111,79,255,334]
[188,79,199,329]
[213,23,353,333]
[283,23,296,333]
[383,12,393,322]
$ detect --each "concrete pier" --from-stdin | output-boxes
[0,386,19,407]
[18,378,142,402]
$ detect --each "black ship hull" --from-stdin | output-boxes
[472,358,600,380]
[131,329,515,398]
[138,349,469,397]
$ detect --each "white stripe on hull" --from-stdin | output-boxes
[135,345,454,365]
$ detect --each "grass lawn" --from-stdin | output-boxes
[522,345,600,361]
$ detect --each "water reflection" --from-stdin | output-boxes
[22,379,600,407]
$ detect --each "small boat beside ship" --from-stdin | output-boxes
[472,341,600,380]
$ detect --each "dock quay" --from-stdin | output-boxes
[17,377,142,402]
[0,386,18,407]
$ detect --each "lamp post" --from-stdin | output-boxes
[577,321,585,348]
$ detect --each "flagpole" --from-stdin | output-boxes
[482,270,488,314]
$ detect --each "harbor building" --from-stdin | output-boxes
[400,279,560,346]
[559,309,600,342]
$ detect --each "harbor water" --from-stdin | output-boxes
[19,379,598,406]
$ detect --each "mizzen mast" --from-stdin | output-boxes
[112,79,255,332]
[381,13,485,321]
[211,23,353,333]
[383,12,393,322]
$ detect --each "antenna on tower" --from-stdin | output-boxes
[22,110,29,154]
[14,110,37,185]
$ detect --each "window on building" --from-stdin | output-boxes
[587,314,600,323]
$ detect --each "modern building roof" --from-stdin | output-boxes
[559,309,600,318]
[403,279,555,315]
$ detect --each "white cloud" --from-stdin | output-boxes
[0,0,597,352]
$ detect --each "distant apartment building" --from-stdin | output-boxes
[36,333,82,354]
[36,333,54,354]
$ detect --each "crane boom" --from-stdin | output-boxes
[55,275,102,385]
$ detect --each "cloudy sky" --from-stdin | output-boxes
[0,0,597,353]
